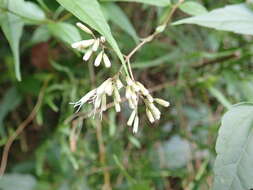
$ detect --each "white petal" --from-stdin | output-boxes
[83,49,93,61]
[97,78,111,95]
[100,36,106,43]
[94,51,103,67]
[136,82,149,96]
[155,98,170,107]
[103,53,111,68]
[149,103,161,120]
[76,22,93,35]
[133,116,139,133]
[116,78,123,89]
[127,110,136,126]
[92,39,100,51]
[146,109,155,123]
[72,39,94,49]
[101,94,107,111]
[105,79,113,96]
[114,101,121,112]
[114,88,121,102]
[126,76,134,86]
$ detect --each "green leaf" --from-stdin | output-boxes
[209,87,232,109]
[0,174,37,190]
[48,22,81,45]
[179,1,208,16]
[1,0,24,81]
[100,0,171,7]
[101,3,139,43]
[213,103,253,190]
[0,0,46,23]
[56,0,125,66]
[173,4,253,35]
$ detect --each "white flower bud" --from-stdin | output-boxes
[133,116,139,133]
[101,94,107,111]
[83,49,93,61]
[97,79,110,95]
[94,51,103,67]
[100,36,106,43]
[103,53,111,68]
[76,22,93,35]
[116,78,123,89]
[155,24,166,33]
[126,76,134,86]
[105,79,113,96]
[127,110,136,126]
[92,39,100,51]
[136,82,149,96]
[94,95,102,109]
[128,98,136,109]
[149,103,161,120]
[114,88,121,102]
[155,98,170,107]
[146,108,155,123]
[114,100,121,112]
[132,82,141,92]
[72,39,95,49]
[125,86,132,99]
[146,94,154,103]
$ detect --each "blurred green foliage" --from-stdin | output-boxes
[1,0,253,189]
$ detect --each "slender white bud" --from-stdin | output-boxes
[132,82,141,92]
[146,94,154,103]
[97,79,110,95]
[128,98,135,109]
[100,36,106,43]
[133,116,139,133]
[101,94,107,111]
[92,39,100,51]
[116,78,123,89]
[94,51,103,67]
[72,39,95,49]
[76,22,93,35]
[125,86,132,99]
[83,49,93,61]
[146,108,155,123]
[114,100,121,112]
[155,98,170,107]
[126,76,134,86]
[136,82,149,96]
[94,95,102,109]
[127,110,136,126]
[103,53,111,68]
[105,79,113,96]
[149,103,161,120]
[114,88,121,102]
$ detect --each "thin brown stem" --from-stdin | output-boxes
[0,79,49,177]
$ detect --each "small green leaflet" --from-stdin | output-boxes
[100,0,171,7]
[213,103,253,190]
[56,0,125,66]
[173,3,253,35]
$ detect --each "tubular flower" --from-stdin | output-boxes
[71,22,111,68]
[70,77,123,119]
[125,77,170,133]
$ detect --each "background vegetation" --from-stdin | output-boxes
[0,0,252,189]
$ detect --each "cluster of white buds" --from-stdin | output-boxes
[70,77,123,119]
[71,22,111,68]
[125,76,170,133]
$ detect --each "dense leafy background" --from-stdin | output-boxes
[0,0,253,189]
